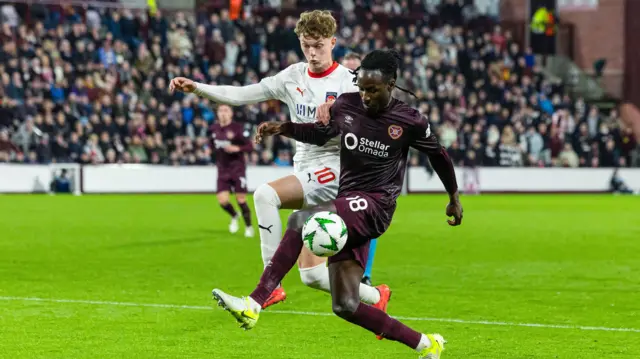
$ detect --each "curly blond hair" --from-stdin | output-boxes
[294,10,337,39]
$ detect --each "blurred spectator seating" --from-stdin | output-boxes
[0,0,637,168]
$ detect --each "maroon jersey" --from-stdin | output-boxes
[210,122,253,177]
[280,92,457,225]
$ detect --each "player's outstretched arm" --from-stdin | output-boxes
[254,121,339,146]
[279,120,340,146]
[410,121,463,226]
[169,77,270,106]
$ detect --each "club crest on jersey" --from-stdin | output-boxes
[226,131,235,140]
[388,125,403,140]
[325,92,337,102]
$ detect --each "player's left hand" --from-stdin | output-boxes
[316,100,334,125]
[254,122,283,144]
[446,195,463,226]
[169,77,197,93]
[224,145,240,153]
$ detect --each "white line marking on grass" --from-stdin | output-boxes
[1,296,638,333]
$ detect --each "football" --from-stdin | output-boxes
[301,211,348,257]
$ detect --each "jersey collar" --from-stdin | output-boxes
[308,61,339,78]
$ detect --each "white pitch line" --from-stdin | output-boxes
[1,296,638,333]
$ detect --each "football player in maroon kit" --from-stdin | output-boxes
[210,104,254,237]
[212,50,463,359]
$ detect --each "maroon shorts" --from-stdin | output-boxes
[217,173,247,194]
[328,192,392,268]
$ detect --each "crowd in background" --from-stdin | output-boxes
[0,1,638,168]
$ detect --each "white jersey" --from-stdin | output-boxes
[259,62,359,167]
[192,61,356,206]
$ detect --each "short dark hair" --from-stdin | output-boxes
[352,49,416,97]
[343,52,362,61]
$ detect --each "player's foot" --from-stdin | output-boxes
[212,288,260,330]
[373,284,392,340]
[229,216,239,234]
[361,276,372,286]
[418,334,446,359]
[244,226,255,238]
[262,287,286,309]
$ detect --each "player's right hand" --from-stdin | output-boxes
[446,196,463,226]
[316,100,334,125]
[169,77,197,93]
[254,122,283,144]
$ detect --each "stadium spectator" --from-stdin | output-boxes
[0,128,19,162]
[0,1,637,169]
[558,143,579,168]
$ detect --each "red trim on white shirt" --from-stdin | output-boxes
[308,61,339,78]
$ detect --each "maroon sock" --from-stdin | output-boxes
[220,203,237,218]
[347,303,422,349]
[238,202,252,226]
[250,228,303,305]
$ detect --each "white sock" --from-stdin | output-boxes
[299,263,331,292]
[359,282,381,304]
[247,296,262,314]
[253,184,283,268]
[299,263,381,304]
[415,334,432,352]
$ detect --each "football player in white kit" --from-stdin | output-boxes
[169,10,390,316]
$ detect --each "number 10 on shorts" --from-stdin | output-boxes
[314,167,337,184]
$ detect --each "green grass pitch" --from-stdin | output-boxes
[1,194,639,358]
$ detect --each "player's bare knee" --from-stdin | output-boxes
[216,192,230,204]
[331,295,359,320]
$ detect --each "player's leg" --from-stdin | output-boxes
[297,245,330,290]
[233,174,254,237]
[296,243,381,305]
[293,166,382,305]
[254,175,304,269]
[291,166,334,294]
[216,177,239,233]
[212,201,337,328]
[253,174,305,307]
[361,238,377,285]
[328,259,445,358]
[255,166,333,308]
[235,192,254,237]
[212,200,389,326]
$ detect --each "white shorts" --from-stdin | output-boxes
[293,160,340,208]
